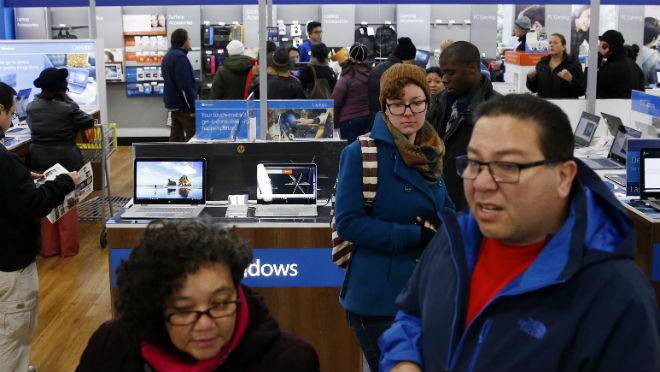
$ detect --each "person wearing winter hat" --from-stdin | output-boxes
[595,30,636,98]
[249,47,306,99]
[210,40,255,100]
[513,15,531,52]
[335,62,454,372]
[332,43,373,142]
[26,67,94,258]
[367,37,417,126]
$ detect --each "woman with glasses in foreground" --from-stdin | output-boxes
[77,219,320,372]
[334,63,454,371]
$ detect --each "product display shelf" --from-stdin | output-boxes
[123,30,168,98]
[200,23,244,98]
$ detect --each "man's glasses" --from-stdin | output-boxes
[166,300,240,326]
[455,155,565,184]
[385,101,427,116]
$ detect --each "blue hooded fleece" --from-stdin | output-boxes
[379,161,660,372]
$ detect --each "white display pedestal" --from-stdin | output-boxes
[503,51,548,94]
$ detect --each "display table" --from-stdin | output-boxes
[106,205,361,372]
[504,51,548,94]
[621,201,660,301]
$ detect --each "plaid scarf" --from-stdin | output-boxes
[383,114,445,184]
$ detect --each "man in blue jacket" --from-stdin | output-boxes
[298,21,321,63]
[162,28,197,142]
[379,94,660,372]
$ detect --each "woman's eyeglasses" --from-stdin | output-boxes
[166,300,241,326]
[386,101,427,116]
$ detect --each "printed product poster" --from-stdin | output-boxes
[515,4,546,36]
[122,14,166,34]
[39,162,94,223]
[266,100,334,141]
[571,5,591,57]
[0,41,99,118]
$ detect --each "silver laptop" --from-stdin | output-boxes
[254,163,318,218]
[579,125,641,170]
[640,148,660,210]
[121,158,206,220]
[574,111,600,149]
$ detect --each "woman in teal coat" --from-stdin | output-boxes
[335,63,454,371]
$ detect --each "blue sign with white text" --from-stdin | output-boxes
[632,91,660,118]
[626,139,660,196]
[110,247,344,288]
[195,100,258,140]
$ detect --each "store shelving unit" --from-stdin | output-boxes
[200,23,244,98]
[123,30,167,97]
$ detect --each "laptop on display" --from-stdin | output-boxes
[579,125,642,170]
[67,68,89,94]
[600,112,627,137]
[254,163,318,217]
[640,148,660,210]
[121,158,206,220]
[574,111,600,148]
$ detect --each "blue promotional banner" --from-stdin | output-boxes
[626,139,660,196]
[111,247,344,288]
[632,90,660,119]
[195,100,257,140]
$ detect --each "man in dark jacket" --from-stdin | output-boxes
[162,28,197,142]
[210,40,254,100]
[367,37,417,124]
[0,82,79,371]
[595,30,635,98]
[379,94,660,372]
[249,47,306,100]
[427,41,501,211]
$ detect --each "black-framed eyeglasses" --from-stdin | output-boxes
[455,155,566,184]
[386,100,427,116]
[166,300,241,326]
[10,110,17,120]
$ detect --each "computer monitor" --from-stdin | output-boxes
[640,148,660,199]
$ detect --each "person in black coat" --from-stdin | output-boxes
[77,220,320,372]
[595,30,635,99]
[624,44,646,92]
[0,81,79,372]
[250,47,306,100]
[298,43,337,98]
[527,33,586,98]
[26,67,94,258]
[367,37,417,125]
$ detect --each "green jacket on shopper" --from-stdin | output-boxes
[210,55,254,100]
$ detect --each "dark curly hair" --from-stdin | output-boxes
[115,219,253,346]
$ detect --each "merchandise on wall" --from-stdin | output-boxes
[123,14,167,97]
[200,22,244,98]
[354,22,397,60]
[104,48,124,82]
[0,40,101,122]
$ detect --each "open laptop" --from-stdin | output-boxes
[639,148,660,210]
[579,125,641,170]
[67,67,89,94]
[254,163,318,217]
[574,111,600,148]
[121,158,206,220]
[601,112,627,137]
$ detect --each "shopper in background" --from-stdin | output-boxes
[367,37,417,125]
[332,43,372,143]
[427,41,501,212]
[298,43,337,98]
[162,28,197,142]
[246,40,278,97]
[638,17,660,86]
[335,64,454,372]
[425,67,444,96]
[77,219,320,371]
[249,47,306,99]
[512,15,531,52]
[298,21,322,63]
[624,44,646,92]
[0,81,80,372]
[380,94,660,372]
[26,67,94,258]
[526,33,586,98]
[210,40,254,100]
[595,30,635,98]
[288,47,301,64]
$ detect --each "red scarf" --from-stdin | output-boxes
[141,287,250,372]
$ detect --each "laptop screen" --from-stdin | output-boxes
[574,112,599,146]
[601,113,624,137]
[257,163,317,205]
[134,159,206,204]
[609,126,641,164]
[67,68,88,87]
[641,148,660,199]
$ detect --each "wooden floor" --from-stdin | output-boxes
[32,146,133,371]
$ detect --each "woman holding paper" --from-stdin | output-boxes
[26,67,95,257]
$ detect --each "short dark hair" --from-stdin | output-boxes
[474,94,574,162]
[170,28,189,48]
[440,41,481,68]
[426,66,443,78]
[267,40,277,54]
[644,17,659,45]
[307,21,321,35]
[0,82,16,112]
[625,44,640,60]
[550,33,567,46]
[311,43,328,62]
[116,219,253,345]
[287,46,300,55]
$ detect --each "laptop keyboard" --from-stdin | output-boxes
[255,205,317,217]
[591,158,620,168]
[137,207,195,214]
